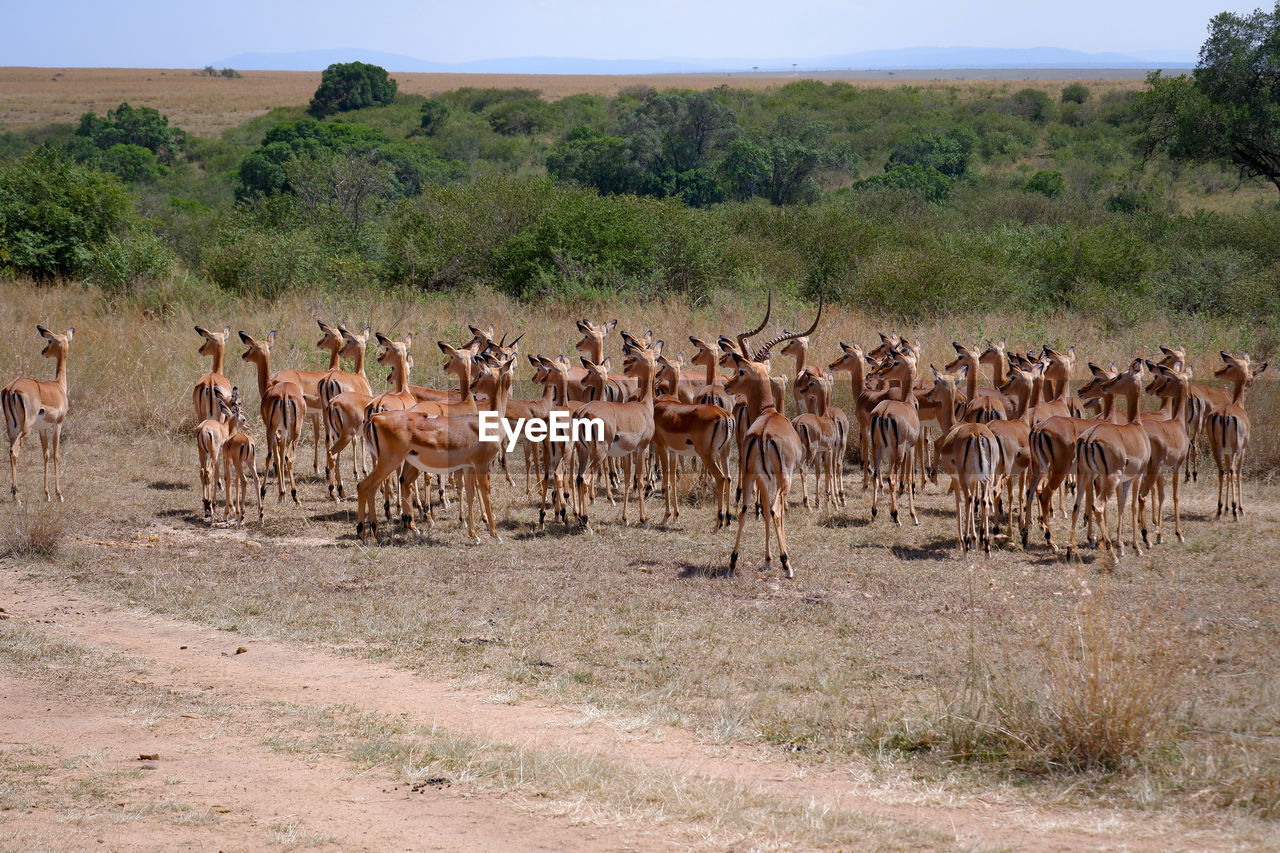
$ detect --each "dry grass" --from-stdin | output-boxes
[944,573,1181,772]
[0,504,66,559]
[1,279,1278,835]
[0,66,1147,138]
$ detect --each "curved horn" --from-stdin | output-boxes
[736,289,772,357]
[508,333,524,348]
[753,293,823,362]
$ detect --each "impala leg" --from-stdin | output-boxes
[773,489,793,578]
[1066,465,1084,560]
[729,474,756,573]
[954,477,964,550]
[38,432,52,502]
[311,413,321,474]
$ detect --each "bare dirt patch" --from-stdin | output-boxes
[1,570,1268,851]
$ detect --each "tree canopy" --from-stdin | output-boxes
[1139,3,1280,192]
[308,62,398,118]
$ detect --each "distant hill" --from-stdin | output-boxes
[215,46,1195,75]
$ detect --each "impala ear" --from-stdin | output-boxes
[606,319,617,332]
[267,330,276,344]
[952,341,964,353]
[580,356,593,369]
[65,327,74,342]
[437,341,456,355]
[1160,345,1175,356]
[1088,362,1103,376]
[998,337,1005,347]
[195,325,211,338]
[576,320,590,333]
[556,354,568,365]
[602,357,612,371]
[653,340,664,356]
[37,325,52,340]
[238,331,252,344]
[375,332,392,347]
[1255,362,1269,376]
[527,354,540,367]
[930,364,941,380]
[317,320,331,333]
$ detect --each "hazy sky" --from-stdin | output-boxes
[0,0,1235,66]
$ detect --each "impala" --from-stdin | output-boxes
[192,325,232,423]
[724,296,821,577]
[573,342,659,530]
[1208,351,1267,520]
[1068,359,1152,562]
[356,354,513,544]
[195,388,245,522]
[828,341,894,491]
[1156,344,1228,484]
[924,367,1002,553]
[3,325,74,504]
[651,390,735,529]
[221,406,262,526]
[868,349,922,527]
[473,351,557,496]
[946,343,1008,423]
[1134,360,1192,544]
[793,369,847,510]
[688,336,733,409]
[1025,362,1117,551]
[239,331,307,505]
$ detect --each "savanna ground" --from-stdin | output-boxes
[1,282,1278,850]
[0,66,1150,139]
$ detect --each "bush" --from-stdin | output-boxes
[1009,88,1055,123]
[89,229,173,292]
[308,62,398,118]
[98,143,166,182]
[0,149,133,280]
[856,163,951,204]
[1023,170,1065,198]
[887,127,975,178]
[204,223,327,297]
[75,102,186,164]
[1061,83,1091,104]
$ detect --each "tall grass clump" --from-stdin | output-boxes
[0,505,67,559]
[945,585,1181,773]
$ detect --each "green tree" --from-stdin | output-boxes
[546,127,639,195]
[887,127,975,178]
[98,143,166,182]
[0,148,133,280]
[308,62,398,118]
[1061,83,1090,104]
[856,162,951,203]
[75,102,186,164]
[418,98,450,134]
[1139,3,1280,193]
[1023,169,1065,197]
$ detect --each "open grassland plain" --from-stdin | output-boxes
[0,66,1147,139]
[1,282,1279,849]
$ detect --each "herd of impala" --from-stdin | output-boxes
[1,300,1268,577]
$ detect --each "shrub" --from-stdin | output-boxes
[204,223,327,297]
[89,229,173,292]
[0,149,133,280]
[887,127,975,178]
[308,62,398,118]
[75,102,186,164]
[1061,83,1091,104]
[1023,170,1065,198]
[856,163,951,204]
[1009,88,1055,123]
[98,143,166,182]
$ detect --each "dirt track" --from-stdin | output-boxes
[1,567,1248,851]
